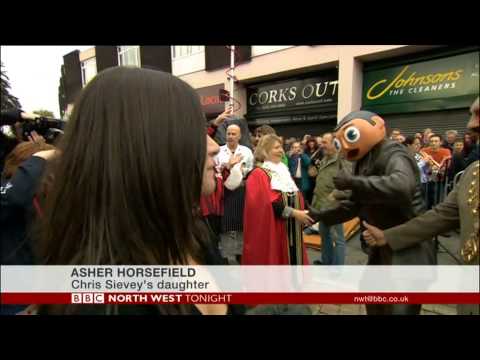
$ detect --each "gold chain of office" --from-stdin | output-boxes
[461,161,479,264]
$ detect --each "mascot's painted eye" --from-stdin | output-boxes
[344,126,360,143]
[334,138,342,151]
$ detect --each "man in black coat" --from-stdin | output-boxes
[309,111,436,315]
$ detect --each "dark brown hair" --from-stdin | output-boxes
[306,138,319,151]
[37,67,209,314]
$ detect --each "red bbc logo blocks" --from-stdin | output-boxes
[71,293,105,304]
[71,293,82,303]
[93,294,105,303]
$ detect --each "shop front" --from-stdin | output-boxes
[245,71,339,138]
[362,50,479,136]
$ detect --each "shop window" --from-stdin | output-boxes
[118,46,141,67]
[171,46,205,76]
[171,46,204,60]
[81,58,97,87]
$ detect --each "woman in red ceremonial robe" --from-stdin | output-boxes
[243,134,313,265]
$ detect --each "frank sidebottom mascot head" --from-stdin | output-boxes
[333,110,386,161]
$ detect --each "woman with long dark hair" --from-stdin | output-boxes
[34,67,235,315]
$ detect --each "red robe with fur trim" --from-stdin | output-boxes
[242,168,309,265]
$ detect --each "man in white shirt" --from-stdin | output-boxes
[215,125,254,176]
[214,124,254,264]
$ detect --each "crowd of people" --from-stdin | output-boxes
[253,126,478,208]
[0,65,478,315]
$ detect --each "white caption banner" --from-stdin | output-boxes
[1,265,478,293]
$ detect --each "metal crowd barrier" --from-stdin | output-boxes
[425,158,463,264]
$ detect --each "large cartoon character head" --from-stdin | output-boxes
[334,110,386,161]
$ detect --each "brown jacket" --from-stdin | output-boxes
[384,161,479,315]
[385,161,479,266]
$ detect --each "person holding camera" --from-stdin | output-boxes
[1,140,58,315]
[1,109,40,127]
[1,109,64,173]
[304,137,323,205]
[288,141,312,202]
[1,109,38,171]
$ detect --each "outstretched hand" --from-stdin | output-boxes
[293,209,314,227]
[362,221,387,247]
[213,105,234,127]
[20,112,41,121]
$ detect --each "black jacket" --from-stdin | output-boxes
[465,143,480,166]
[1,109,23,126]
[441,141,454,154]
[449,152,467,180]
[314,139,435,265]
[1,156,46,265]
[1,109,23,173]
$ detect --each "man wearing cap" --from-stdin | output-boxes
[362,98,480,315]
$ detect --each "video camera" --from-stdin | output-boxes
[20,116,66,144]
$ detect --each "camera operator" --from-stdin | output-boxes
[1,109,39,172]
[0,140,58,315]
[1,109,65,172]
[0,108,40,127]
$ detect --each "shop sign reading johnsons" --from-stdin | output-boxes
[363,52,479,107]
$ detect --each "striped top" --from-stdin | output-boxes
[221,185,246,232]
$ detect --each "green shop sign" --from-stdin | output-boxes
[362,51,479,114]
